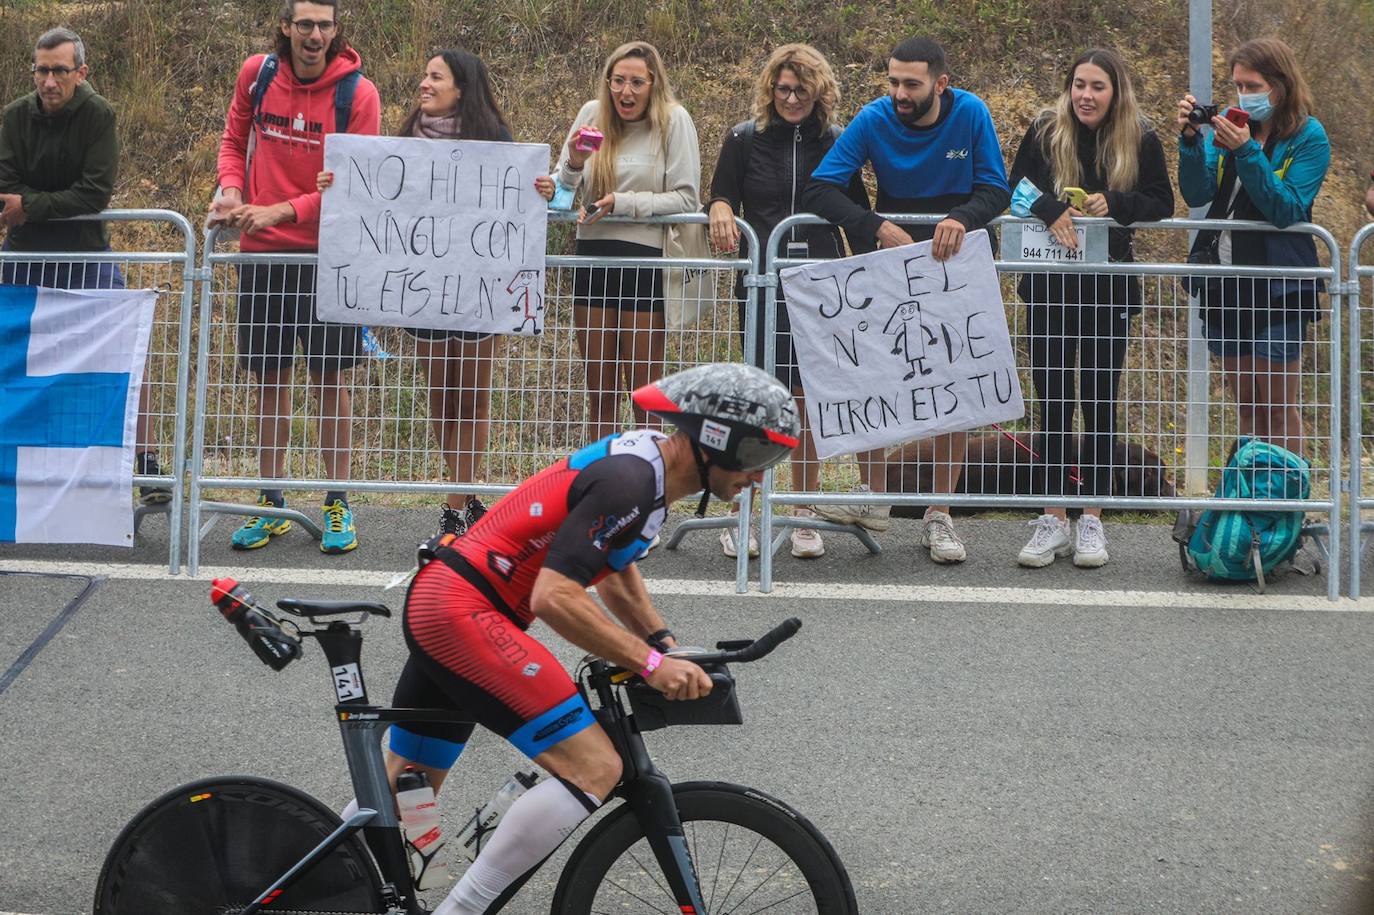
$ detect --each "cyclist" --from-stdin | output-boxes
[350,362,800,915]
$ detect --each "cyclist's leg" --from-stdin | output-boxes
[401,568,615,913]
[433,727,618,915]
[385,653,476,793]
[340,654,474,821]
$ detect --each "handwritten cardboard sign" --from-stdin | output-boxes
[779,230,1024,460]
[317,134,549,335]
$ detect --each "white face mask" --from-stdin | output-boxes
[1238,90,1273,122]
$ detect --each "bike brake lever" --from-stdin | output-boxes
[715,639,752,651]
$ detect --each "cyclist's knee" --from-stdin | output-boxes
[575,751,622,801]
[539,732,622,801]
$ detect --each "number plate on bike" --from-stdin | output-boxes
[332,662,364,702]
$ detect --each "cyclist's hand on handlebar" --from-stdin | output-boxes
[647,657,713,700]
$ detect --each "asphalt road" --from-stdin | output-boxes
[1,507,1372,914]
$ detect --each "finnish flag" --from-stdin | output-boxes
[0,285,157,545]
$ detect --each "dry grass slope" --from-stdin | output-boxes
[2,0,1371,236]
[1,0,1371,498]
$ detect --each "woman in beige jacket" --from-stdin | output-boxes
[550,41,701,439]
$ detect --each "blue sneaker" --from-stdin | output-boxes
[321,500,358,554]
[230,498,291,550]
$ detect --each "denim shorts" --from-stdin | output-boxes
[1205,314,1312,364]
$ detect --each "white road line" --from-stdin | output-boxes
[1,558,1368,612]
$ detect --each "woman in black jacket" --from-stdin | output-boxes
[1008,47,1173,570]
[706,42,870,560]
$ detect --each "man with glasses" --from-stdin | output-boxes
[209,0,379,554]
[0,27,172,503]
[801,35,1010,567]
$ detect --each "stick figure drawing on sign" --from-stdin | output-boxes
[507,269,542,333]
[882,299,933,380]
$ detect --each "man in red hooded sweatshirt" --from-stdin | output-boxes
[208,0,380,555]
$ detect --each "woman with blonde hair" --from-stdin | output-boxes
[705,42,871,559]
[547,41,701,440]
[1008,47,1173,569]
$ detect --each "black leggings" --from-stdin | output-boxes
[1028,303,1131,498]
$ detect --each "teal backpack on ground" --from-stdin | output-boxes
[1175,438,1311,588]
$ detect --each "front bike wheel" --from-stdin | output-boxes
[94,775,386,915]
[552,781,857,915]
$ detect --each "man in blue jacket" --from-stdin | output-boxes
[801,36,1010,564]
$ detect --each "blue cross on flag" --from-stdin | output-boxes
[0,285,157,545]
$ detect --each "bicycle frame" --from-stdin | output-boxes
[236,619,429,915]
[230,604,802,912]
[583,658,709,914]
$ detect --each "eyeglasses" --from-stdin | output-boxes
[31,65,79,78]
[608,76,652,94]
[288,18,337,36]
[773,84,811,102]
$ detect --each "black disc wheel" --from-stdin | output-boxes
[553,782,857,915]
[94,775,385,915]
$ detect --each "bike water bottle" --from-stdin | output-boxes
[396,768,450,890]
[210,578,300,671]
[454,771,543,861]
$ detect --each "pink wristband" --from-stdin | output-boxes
[640,649,664,678]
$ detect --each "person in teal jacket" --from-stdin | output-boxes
[1176,37,1329,459]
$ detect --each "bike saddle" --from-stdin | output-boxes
[275,598,392,619]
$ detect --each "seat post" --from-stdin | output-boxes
[315,622,368,704]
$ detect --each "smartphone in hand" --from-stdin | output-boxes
[582,203,605,222]
[1223,107,1250,128]
[1062,187,1087,209]
[575,126,604,153]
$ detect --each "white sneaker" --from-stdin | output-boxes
[789,508,826,559]
[1017,514,1072,568]
[921,510,966,563]
[720,525,759,559]
[1073,516,1109,568]
[813,483,892,532]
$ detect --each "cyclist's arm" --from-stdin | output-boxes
[530,568,663,672]
[595,564,676,648]
[532,569,707,699]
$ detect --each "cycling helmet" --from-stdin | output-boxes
[633,363,801,514]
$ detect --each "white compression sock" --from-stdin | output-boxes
[432,778,600,915]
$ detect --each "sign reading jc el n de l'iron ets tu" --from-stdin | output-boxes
[780,229,1024,459]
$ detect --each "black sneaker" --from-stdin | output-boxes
[135,452,173,505]
[438,504,465,537]
[462,497,487,530]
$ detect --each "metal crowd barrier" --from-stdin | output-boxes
[1349,225,1374,599]
[0,209,197,573]
[756,213,1344,601]
[186,212,761,585]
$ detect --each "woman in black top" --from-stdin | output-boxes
[706,43,870,560]
[1008,47,1173,570]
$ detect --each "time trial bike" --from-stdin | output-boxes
[93,580,858,914]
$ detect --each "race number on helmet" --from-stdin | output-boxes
[632,363,801,472]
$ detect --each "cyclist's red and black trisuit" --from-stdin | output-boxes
[390,432,667,767]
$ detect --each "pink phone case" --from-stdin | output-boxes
[574,127,604,153]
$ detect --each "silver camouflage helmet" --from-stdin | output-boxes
[637,363,800,472]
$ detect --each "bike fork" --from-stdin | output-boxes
[624,767,708,914]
